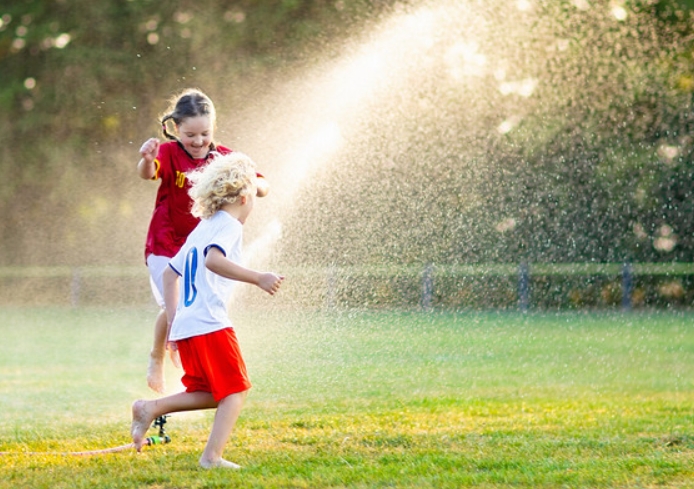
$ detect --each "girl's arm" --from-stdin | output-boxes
[137,138,160,180]
[205,246,284,295]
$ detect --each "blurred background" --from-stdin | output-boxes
[2,0,694,309]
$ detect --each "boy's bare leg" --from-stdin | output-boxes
[131,392,218,451]
[199,391,247,469]
[147,309,168,393]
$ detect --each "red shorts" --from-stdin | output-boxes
[176,327,252,402]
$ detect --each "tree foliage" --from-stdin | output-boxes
[1,0,694,268]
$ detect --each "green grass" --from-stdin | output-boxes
[1,307,694,488]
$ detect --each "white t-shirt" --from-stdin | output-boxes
[167,211,243,341]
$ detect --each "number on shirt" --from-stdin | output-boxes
[183,248,198,307]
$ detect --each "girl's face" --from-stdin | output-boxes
[176,115,214,159]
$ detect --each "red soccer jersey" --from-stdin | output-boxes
[144,141,232,259]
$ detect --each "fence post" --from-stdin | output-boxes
[325,264,336,309]
[622,262,633,311]
[71,267,81,307]
[519,261,530,312]
[421,263,434,310]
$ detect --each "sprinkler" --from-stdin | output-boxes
[145,415,172,446]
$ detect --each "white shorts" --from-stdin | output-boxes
[147,254,171,307]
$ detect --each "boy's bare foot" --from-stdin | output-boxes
[131,400,154,452]
[199,457,241,469]
[147,355,165,393]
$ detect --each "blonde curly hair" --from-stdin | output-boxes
[187,152,258,219]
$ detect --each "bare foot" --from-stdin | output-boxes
[131,400,154,452]
[199,457,241,469]
[147,355,165,393]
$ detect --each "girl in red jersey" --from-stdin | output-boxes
[137,89,267,393]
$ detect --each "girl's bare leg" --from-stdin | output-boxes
[146,309,168,393]
[199,391,248,469]
[131,391,218,451]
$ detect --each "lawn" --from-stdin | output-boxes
[1,307,693,488]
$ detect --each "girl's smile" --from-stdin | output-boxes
[176,115,213,159]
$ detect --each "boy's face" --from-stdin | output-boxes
[237,193,255,224]
[176,115,213,159]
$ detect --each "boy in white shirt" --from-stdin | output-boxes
[130,152,284,469]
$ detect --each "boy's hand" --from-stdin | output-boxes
[167,341,181,368]
[139,137,160,164]
[257,273,284,295]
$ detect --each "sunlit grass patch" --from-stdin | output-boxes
[1,308,694,488]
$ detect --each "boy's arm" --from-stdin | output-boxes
[162,265,180,337]
[205,246,284,295]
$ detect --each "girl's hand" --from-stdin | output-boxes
[257,273,284,295]
[256,176,270,197]
[139,138,160,164]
